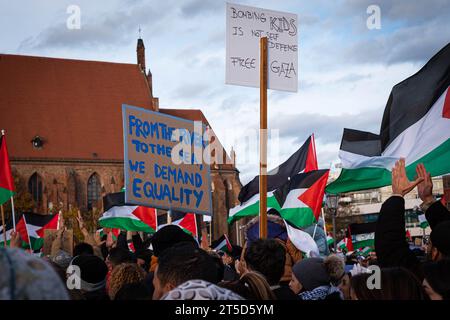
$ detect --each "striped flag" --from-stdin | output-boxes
[418,214,429,229]
[0,134,15,205]
[99,192,157,233]
[211,234,232,253]
[274,170,329,228]
[326,235,334,246]
[284,220,320,257]
[172,212,198,237]
[228,135,318,224]
[327,43,450,194]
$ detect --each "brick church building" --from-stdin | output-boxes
[0,38,243,240]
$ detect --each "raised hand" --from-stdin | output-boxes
[9,231,22,248]
[392,158,424,196]
[76,210,84,230]
[416,163,434,203]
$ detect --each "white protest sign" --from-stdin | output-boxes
[226,3,298,92]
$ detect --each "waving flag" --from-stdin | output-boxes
[274,170,329,228]
[99,192,157,233]
[0,134,15,205]
[229,135,318,224]
[327,43,450,193]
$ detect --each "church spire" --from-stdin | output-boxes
[136,34,146,73]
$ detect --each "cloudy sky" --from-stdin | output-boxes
[1,0,449,184]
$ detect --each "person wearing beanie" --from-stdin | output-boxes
[375,161,450,280]
[0,248,69,300]
[290,256,344,300]
[69,254,109,300]
[151,225,198,257]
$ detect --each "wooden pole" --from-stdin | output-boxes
[1,205,6,247]
[259,37,268,239]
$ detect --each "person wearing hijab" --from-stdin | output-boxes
[163,279,244,300]
[0,248,69,300]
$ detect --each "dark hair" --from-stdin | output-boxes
[73,242,94,256]
[156,243,218,287]
[244,239,285,286]
[220,271,276,300]
[108,247,136,267]
[135,249,153,272]
[114,282,151,300]
[351,267,424,300]
[207,250,225,283]
[423,259,450,300]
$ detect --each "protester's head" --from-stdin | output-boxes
[429,221,450,261]
[135,249,153,272]
[290,258,330,294]
[220,271,276,300]
[114,282,152,300]
[423,259,450,300]
[163,279,244,300]
[151,225,198,257]
[324,254,345,286]
[108,262,146,300]
[70,254,108,295]
[350,267,424,300]
[153,243,218,300]
[0,248,69,300]
[73,242,94,256]
[207,250,225,283]
[339,273,352,300]
[244,239,286,286]
[106,247,135,271]
[51,249,73,269]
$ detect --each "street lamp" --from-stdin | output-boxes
[326,194,339,251]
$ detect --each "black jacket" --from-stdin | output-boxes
[375,196,450,280]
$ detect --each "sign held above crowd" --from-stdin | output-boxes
[226,2,298,92]
[122,104,212,216]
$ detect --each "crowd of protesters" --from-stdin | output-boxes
[0,161,449,300]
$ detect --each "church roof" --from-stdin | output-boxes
[0,53,154,161]
[0,54,233,168]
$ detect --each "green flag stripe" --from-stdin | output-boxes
[327,138,450,194]
[0,188,15,206]
[227,195,281,224]
[99,217,156,233]
[279,207,316,229]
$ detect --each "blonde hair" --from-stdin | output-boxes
[108,263,146,299]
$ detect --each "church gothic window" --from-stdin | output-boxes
[28,172,43,207]
[87,173,101,210]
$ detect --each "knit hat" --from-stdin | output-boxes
[292,257,330,291]
[151,225,198,257]
[0,248,69,300]
[70,254,108,292]
[51,250,73,269]
[430,221,450,256]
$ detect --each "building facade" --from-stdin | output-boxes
[0,39,242,240]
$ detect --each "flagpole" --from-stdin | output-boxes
[259,36,268,239]
[1,204,6,247]
[10,196,16,232]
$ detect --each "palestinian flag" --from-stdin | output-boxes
[327,43,450,194]
[99,192,157,233]
[349,222,376,250]
[211,234,232,253]
[171,212,198,237]
[337,239,348,252]
[326,235,334,246]
[0,134,15,205]
[0,212,21,247]
[98,228,120,240]
[274,170,329,228]
[228,192,281,224]
[20,212,59,250]
[357,246,372,257]
[229,135,318,224]
[418,214,429,229]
